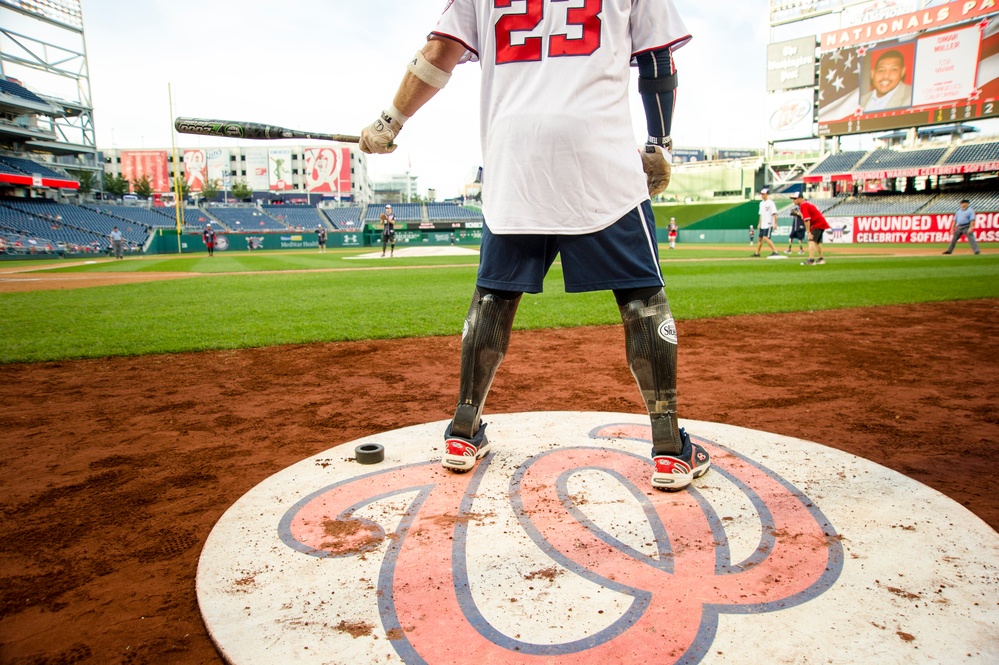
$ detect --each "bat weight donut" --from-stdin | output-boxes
[354,443,385,465]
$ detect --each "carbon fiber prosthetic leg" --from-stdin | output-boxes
[619,289,684,455]
[451,288,522,439]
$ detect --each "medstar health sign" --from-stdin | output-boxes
[198,413,999,663]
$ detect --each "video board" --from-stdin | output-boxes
[817,1,999,135]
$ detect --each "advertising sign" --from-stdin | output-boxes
[183,149,207,192]
[850,211,999,242]
[767,36,818,90]
[120,150,169,193]
[245,149,269,191]
[766,88,816,140]
[269,148,292,191]
[206,148,230,184]
[304,147,351,194]
[820,0,997,51]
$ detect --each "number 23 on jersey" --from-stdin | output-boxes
[494,0,603,64]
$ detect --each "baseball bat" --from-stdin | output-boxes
[174,117,359,143]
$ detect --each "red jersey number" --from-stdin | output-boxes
[495,0,602,64]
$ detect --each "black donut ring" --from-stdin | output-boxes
[354,443,385,465]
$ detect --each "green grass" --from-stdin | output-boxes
[2,249,997,363]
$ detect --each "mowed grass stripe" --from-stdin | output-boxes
[1,254,997,363]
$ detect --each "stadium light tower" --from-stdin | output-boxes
[0,0,98,175]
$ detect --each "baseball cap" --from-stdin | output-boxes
[760,187,769,194]
[385,204,392,208]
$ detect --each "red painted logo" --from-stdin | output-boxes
[280,424,843,662]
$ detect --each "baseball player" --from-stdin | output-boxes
[785,205,806,255]
[360,0,710,491]
[667,217,678,249]
[753,188,780,257]
[380,205,396,257]
[316,223,328,254]
[793,194,830,265]
[202,223,216,257]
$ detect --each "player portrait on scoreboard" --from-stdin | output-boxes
[860,43,915,112]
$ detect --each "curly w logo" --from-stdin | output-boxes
[279,423,843,663]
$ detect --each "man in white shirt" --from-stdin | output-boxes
[753,188,780,257]
[359,0,710,492]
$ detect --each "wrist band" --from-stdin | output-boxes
[383,104,409,126]
[407,50,452,89]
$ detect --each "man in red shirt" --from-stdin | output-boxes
[793,195,831,265]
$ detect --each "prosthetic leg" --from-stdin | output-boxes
[617,287,710,490]
[442,287,521,471]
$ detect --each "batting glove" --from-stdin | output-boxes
[359,107,408,154]
[641,144,672,197]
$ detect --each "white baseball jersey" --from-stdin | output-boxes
[434,0,690,235]
[758,199,778,229]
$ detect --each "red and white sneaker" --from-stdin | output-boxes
[651,428,710,491]
[441,422,490,472]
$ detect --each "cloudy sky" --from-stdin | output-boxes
[69,0,775,197]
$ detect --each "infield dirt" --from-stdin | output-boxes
[0,298,996,664]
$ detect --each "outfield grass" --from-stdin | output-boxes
[1,248,997,363]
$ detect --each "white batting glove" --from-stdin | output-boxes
[641,144,672,197]
[359,106,408,154]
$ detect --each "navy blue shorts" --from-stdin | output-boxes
[477,201,664,294]
[789,228,806,240]
[758,227,773,239]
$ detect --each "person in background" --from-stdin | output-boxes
[942,199,980,255]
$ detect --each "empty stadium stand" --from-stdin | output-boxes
[0,156,71,180]
[261,205,326,229]
[1,199,148,246]
[427,202,483,220]
[364,203,422,222]
[943,141,999,165]
[207,206,289,231]
[0,78,49,106]
[919,191,999,214]
[853,148,949,172]
[321,206,362,230]
[805,151,867,175]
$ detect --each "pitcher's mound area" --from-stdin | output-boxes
[198,412,999,664]
[346,246,480,259]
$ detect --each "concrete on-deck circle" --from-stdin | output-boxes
[197,413,999,664]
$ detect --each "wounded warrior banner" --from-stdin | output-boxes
[846,212,999,242]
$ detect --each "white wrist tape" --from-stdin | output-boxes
[384,104,409,127]
[407,50,452,89]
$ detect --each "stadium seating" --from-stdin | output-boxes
[0,78,49,106]
[322,206,362,230]
[853,148,948,172]
[364,203,422,222]
[0,156,72,180]
[1,199,148,246]
[805,151,867,175]
[427,202,484,221]
[943,141,999,165]
[821,194,935,216]
[261,205,325,230]
[919,192,999,214]
[0,203,108,249]
[207,206,289,231]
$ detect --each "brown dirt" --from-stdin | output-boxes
[0,298,997,664]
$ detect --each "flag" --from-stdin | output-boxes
[818,47,862,122]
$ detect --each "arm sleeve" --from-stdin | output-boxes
[635,48,677,142]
